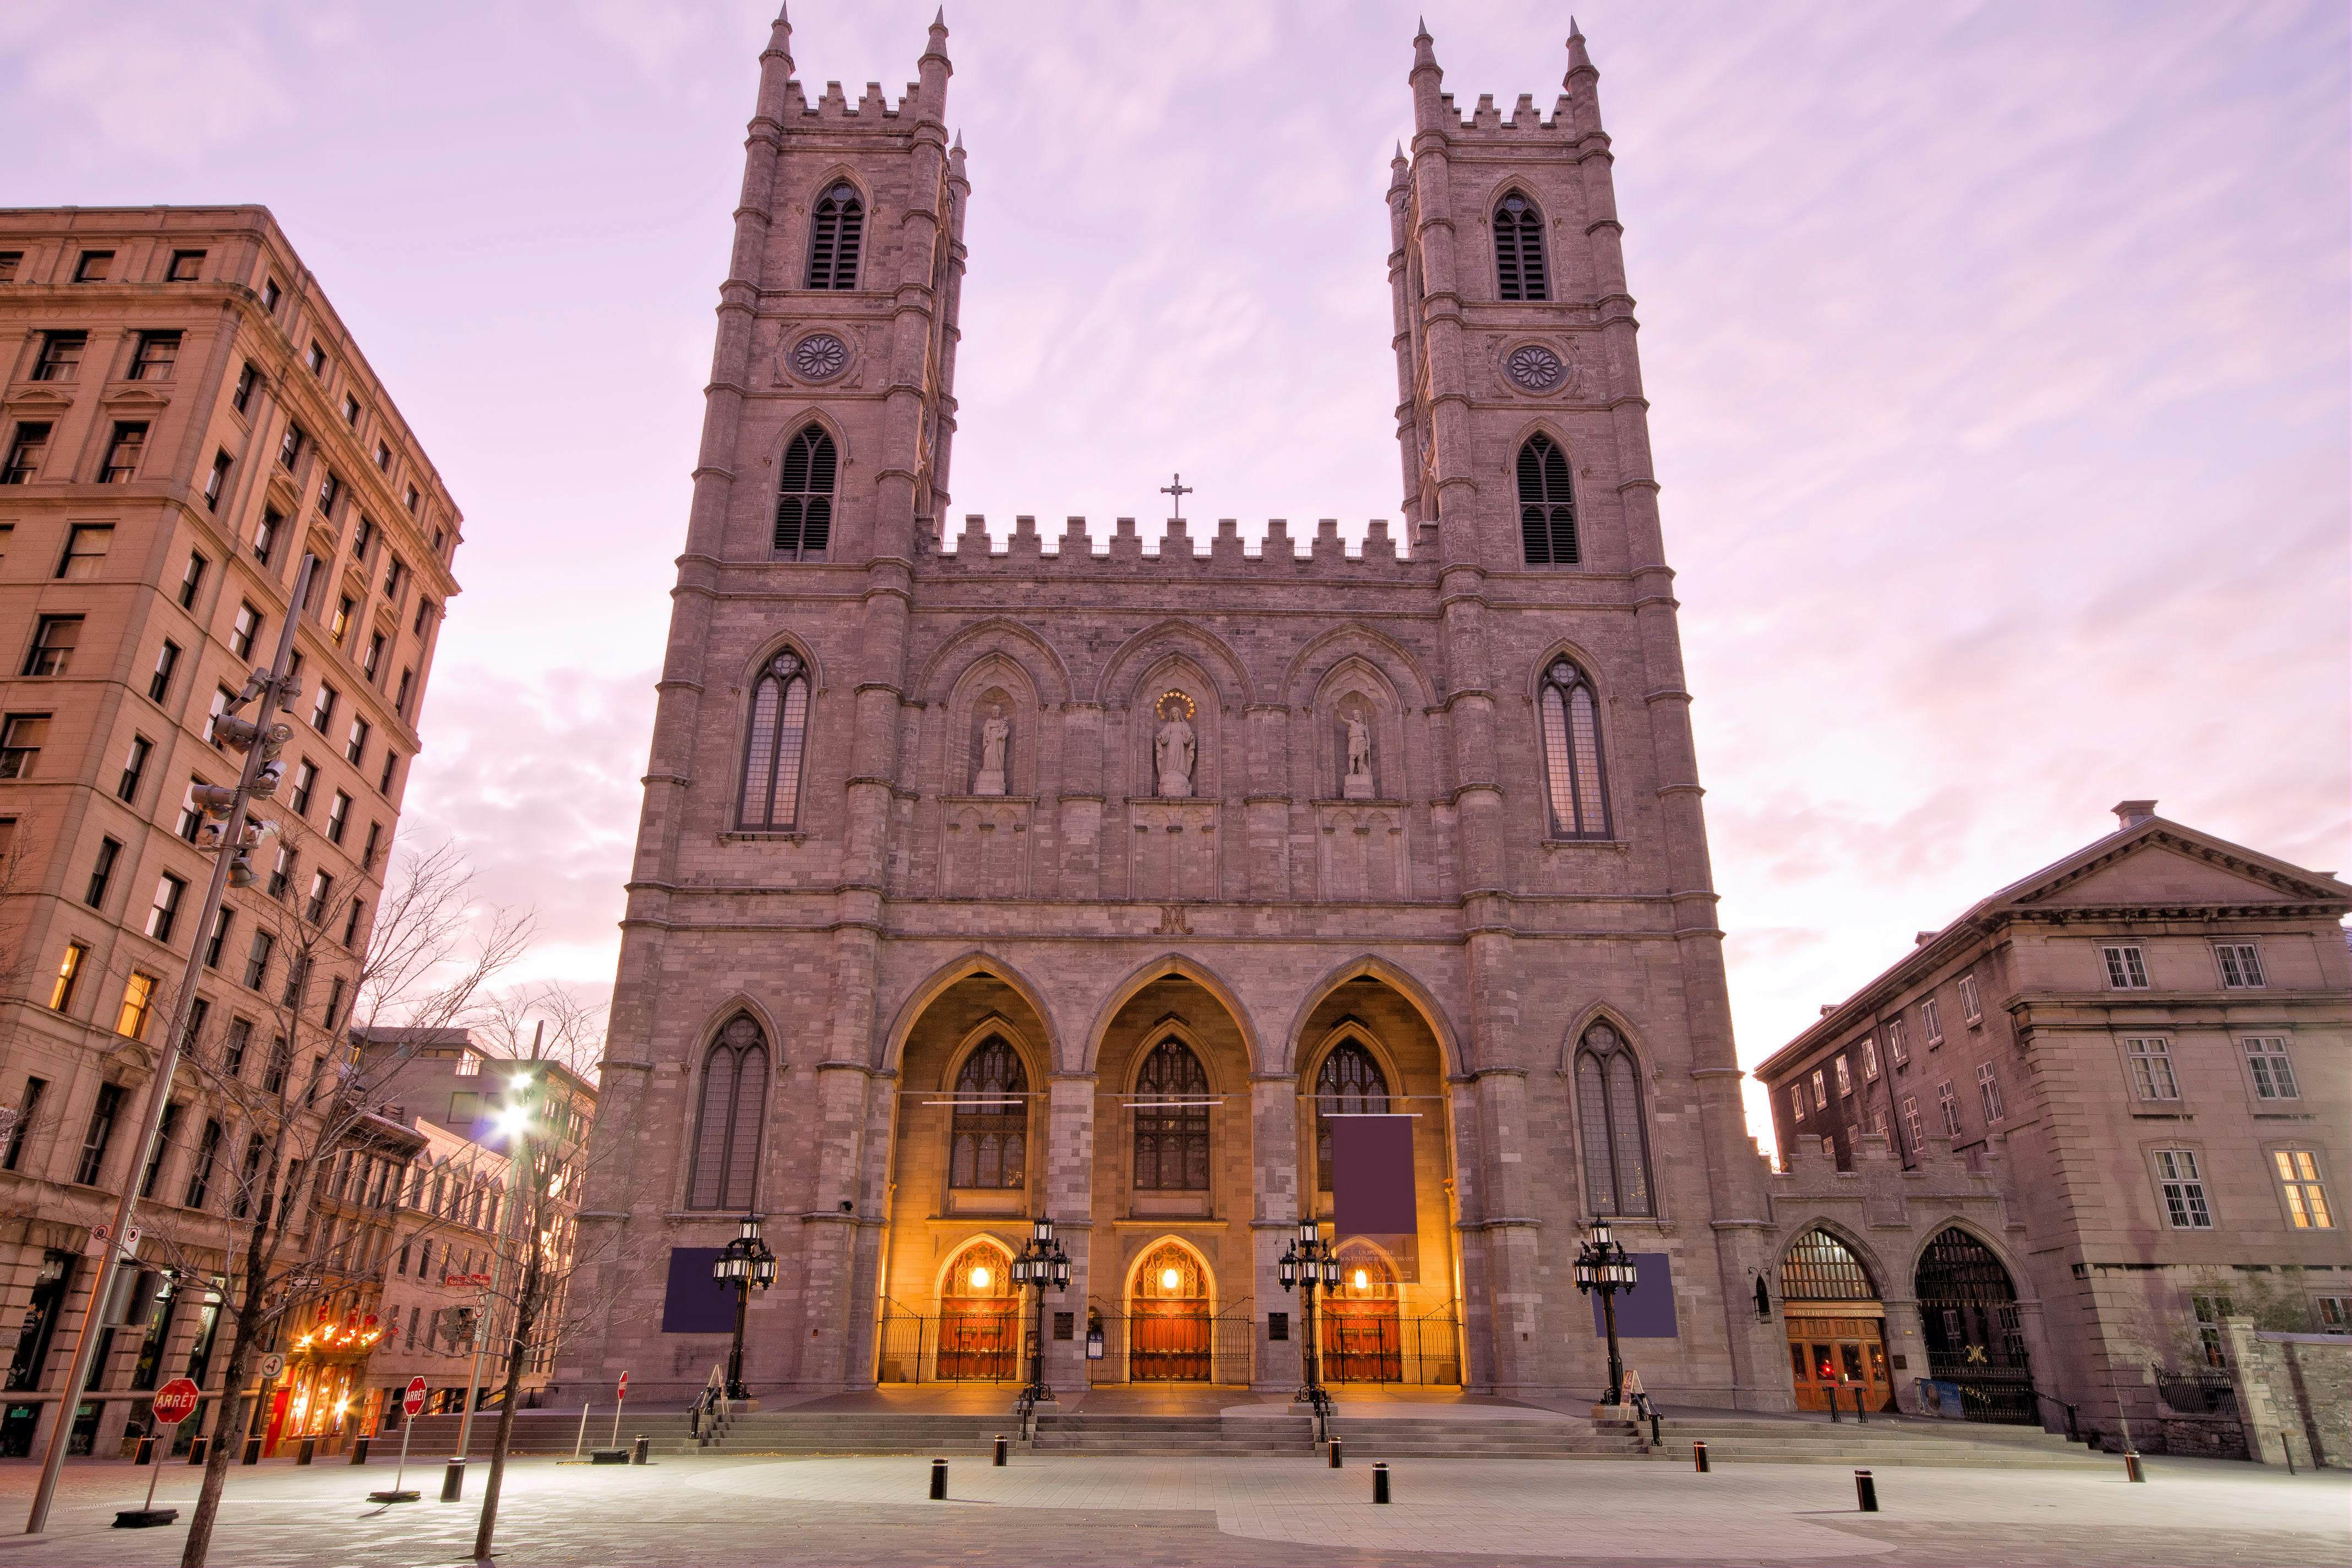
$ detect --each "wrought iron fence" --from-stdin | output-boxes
[1921,1356,2038,1424]
[1323,1307,1461,1386]
[876,1307,1020,1384]
[1084,1310,1257,1386]
[2153,1364,2239,1418]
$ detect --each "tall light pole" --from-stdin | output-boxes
[1573,1219,1638,1408]
[711,1214,776,1400]
[1278,1218,1340,1432]
[1010,1216,1070,1411]
[24,555,318,1536]
[447,1052,537,1499]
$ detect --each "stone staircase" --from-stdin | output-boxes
[1027,1412,1317,1456]
[1652,1413,2108,1468]
[1326,1413,1647,1460]
[686,1409,1008,1456]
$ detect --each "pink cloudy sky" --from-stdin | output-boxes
[8,2,2345,1140]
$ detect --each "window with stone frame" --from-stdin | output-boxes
[1790,1082,1806,1123]
[2242,1037,2299,1101]
[1900,1093,1922,1155]
[2154,1148,2212,1229]
[772,425,836,559]
[1975,1061,2003,1122]
[1537,657,1608,837]
[1575,1023,1653,1216]
[738,650,811,831]
[1937,1080,1959,1135]
[1886,1017,1908,1066]
[687,1015,770,1210]
[948,1036,1027,1190]
[2273,1150,2333,1230]
[1516,434,1578,565]
[1313,1039,1391,1191]
[2213,943,2266,989]
[1957,971,1983,1023]
[1133,1038,1210,1191]
[1834,1056,1853,1097]
[1492,191,1549,301]
[2101,944,2149,989]
[2124,1037,2178,1101]
[804,183,865,290]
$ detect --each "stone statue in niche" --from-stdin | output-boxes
[1342,712,1375,800]
[1153,695,1196,798]
[974,704,1010,797]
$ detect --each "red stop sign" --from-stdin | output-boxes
[617,1371,629,1401]
[149,1377,200,1427]
[402,1376,428,1418]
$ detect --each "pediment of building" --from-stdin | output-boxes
[2006,827,2349,917]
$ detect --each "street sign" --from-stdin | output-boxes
[257,1352,286,1382]
[616,1371,628,1400]
[402,1377,427,1418]
[149,1378,200,1426]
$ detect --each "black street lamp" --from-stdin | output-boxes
[711,1213,777,1400]
[1572,1219,1638,1408]
[1010,1216,1070,1411]
[1277,1218,1342,1430]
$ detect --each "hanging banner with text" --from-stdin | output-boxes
[1330,1114,1419,1282]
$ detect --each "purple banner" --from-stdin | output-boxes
[1588,1252,1678,1338]
[660,1247,732,1333]
[1332,1115,1419,1281]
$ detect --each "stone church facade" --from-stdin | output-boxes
[565,12,1788,1408]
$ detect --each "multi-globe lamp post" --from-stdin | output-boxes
[1011,1217,1071,1409]
[712,1215,778,1400]
[1572,1219,1639,1407]
[1278,1219,1341,1424]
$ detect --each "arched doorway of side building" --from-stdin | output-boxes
[1915,1226,2036,1423]
[1779,1227,1896,1414]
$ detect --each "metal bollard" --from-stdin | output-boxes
[350,1435,371,1466]
[2122,1450,2144,1483]
[1693,1440,1710,1473]
[929,1457,948,1500]
[1827,1390,1840,1423]
[187,1436,209,1466]
[440,1458,466,1501]
[1854,1469,1878,1513]
[1853,1387,1869,1424]
[1371,1461,1390,1505]
[1329,1437,1344,1469]
[993,1434,1008,1466]
[296,1436,316,1466]
[1649,1411,1662,1447]
[631,1434,649,1466]
[134,1436,156,1466]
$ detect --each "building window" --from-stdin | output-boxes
[253,507,282,566]
[58,522,112,579]
[413,596,435,636]
[306,342,328,377]
[243,930,274,989]
[804,183,865,290]
[404,482,420,513]
[129,331,181,380]
[204,908,232,969]
[687,1015,770,1209]
[1,1077,42,1172]
[1810,1069,1827,1110]
[222,1017,250,1074]
[232,361,259,414]
[277,422,304,470]
[1901,1093,1922,1154]
[395,667,413,716]
[1493,191,1549,301]
[2242,1037,2298,1101]
[0,251,18,282]
[315,469,341,516]
[74,250,113,282]
[1921,996,1943,1047]
[738,650,811,830]
[116,972,159,1039]
[2191,1293,2231,1368]
[262,1033,291,1093]
[99,421,148,482]
[363,633,384,682]
[326,790,350,844]
[203,449,232,508]
[346,717,370,765]
[147,640,181,703]
[1860,1038,1880,1081]
[0,714,50,778]
[1313,1039,1391,1191]
[1883,1018,1908,1067]
[32,331,86,381]
[178,552,208,609]
[290,760,317,815]
[231,603,261,660]
[118,734,152,801]
[1833,1056,1852,1097]
[329,596,353,645]
[341,393,360,426]
[167,249,204,281]
[2316,1297,2349,1334]
[361,821,382,872]
[1937,1080,1960,1136]
[772,425,837,559]
[74,1084,126,1184]
[2274,1151,2333,1229]
[2214,944,2264,989]
[1976,1061,2003,1122]
[2124,1037,2178,1101]
[2154,1149,2212,1229]
[949,1036,1028,1190]
[1790,1083,1806,1123]
[1133,1038,1211,1191]
[24,615,83,676]
[1516,433,1578,565]
[147,873,187,942]
[379,751,400,796]
[182,1119,222,1210]
[1958,972,1982,1023]
[1575,1023,1653,1216]
[2102,945,2149,989]
[85,837,122,907]
[341,900,363,948]
[2,421,49,482]
[304,869,333,924]
[50,941,88,1011]
[1537,657,1609,837]
[310,685,336,733]
[374,440,392,472]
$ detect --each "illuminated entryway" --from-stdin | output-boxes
[936,1239,1017,1381]
[1779,1227,1894,1413]
[1322,1243,1402,1382]
[1128,1242,1212,1381]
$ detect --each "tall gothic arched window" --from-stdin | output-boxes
[688,1015,770,1210]
[1539,657,1609,839]
[1314,1040,1391,1191]
[1494,192,1549,301]
[1134,1039,1211,1191]
[773,424,837,559]
[1517,433,1578,565]
[739,650,811,831]
[805,183,865,291]
[949,1036,1027,1190]
[1575,1022,1652,1216]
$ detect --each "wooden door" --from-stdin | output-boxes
[1785,1314,1894,1413]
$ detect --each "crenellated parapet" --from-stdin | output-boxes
[923,515,1440,577]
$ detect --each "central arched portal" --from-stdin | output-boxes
[1323,1243,1403,1383]
[1779,1227,1894,1413]
[1128,1242,1213,1381]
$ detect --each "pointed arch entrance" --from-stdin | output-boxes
[1323,1241,1403,1383]
[1915,1226,2035,1422]
[1779,1227,1894,1413]
[1128,1241,1212,1381]
[937,1239,1017,1381]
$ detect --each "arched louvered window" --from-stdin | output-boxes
[1517,433,1578,565]
[1134,1039,1211,1191]
[805,183,865,291]
[774,425,837,559]
[1781,1227,1878,1302]
[949,1036,1027,1190]
[1494,192,1549,301]
[1575,1022,1652,1216]
[688,1015,771,1210]
[1539,657,1609,839]
[1314,1040,1391,1192]
[739,649,811,831]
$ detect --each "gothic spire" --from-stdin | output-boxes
[765,1,794,75]
[1566,15,1594,80]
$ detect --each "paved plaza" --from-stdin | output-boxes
[0,1450,2343,1567]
